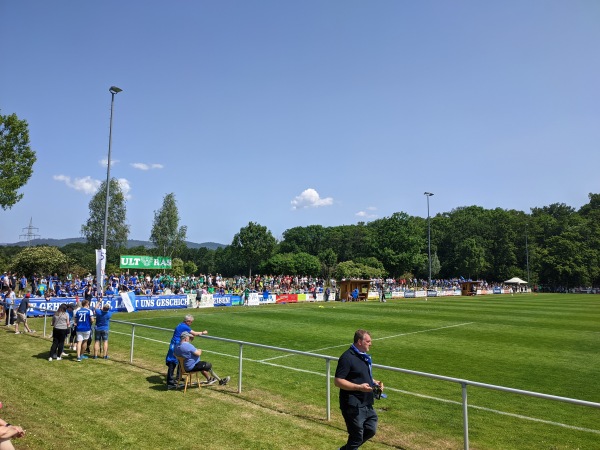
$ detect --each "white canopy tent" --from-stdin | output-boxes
[504,277,528,284]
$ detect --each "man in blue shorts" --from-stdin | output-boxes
[93,302,113,359]
[75,299,94,362]
[174,332,230,386]
[165,314,208,389]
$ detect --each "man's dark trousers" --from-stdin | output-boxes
[340,404,378,449]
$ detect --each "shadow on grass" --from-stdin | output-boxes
[147,374,169,391]
[31,347,82,363]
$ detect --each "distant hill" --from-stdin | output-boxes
[0,237,226,250]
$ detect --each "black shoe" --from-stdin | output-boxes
[167,383,184,390]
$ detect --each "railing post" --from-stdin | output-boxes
[130,324,136,363]
[43,308,49,338]
[462,382,469,450]
[238,343,243,394]
[326,359,331,421]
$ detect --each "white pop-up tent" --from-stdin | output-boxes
[504,277,528,284]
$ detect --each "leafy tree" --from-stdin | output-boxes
[214,246,241,276]
[61,242,95,272]
[279,225,327,255]
[262,253,296,274]
[81,178,129,250]
[231,222,276,277]
[487,208,519,280]
[106,263,120,276]
[261,252,320,276]
[368,213,424,276]
[127,245,150,258]
[0,111,37,209]
[184,261,198,275]
[333,260,385,279]
[150,193,187,258]
[354,257,385,272]
[183,247,216,275]
[454,237,488,279]
[171,257,185,278]
[291,252,321,276]
[11,246,68,277]
[0,246,25,273]
[431,252,441,278]
[318,248,337,281]
[325,224,372,262]
[436,206,494,279]
[577,193,600,286]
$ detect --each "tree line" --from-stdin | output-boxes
[2,181,599,289]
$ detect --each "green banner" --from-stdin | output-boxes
[120,255,172,269]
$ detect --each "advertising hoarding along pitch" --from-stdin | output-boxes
[120,255,172,269]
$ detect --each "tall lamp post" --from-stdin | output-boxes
[103,86,123,251]
[525,222,530,283]
[100,86,123,292]
[424,192,434,286]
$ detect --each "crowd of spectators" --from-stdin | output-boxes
[2,269,536,302]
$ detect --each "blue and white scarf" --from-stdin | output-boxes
[351,344,373,384]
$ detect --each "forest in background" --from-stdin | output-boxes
[1,193,598,290]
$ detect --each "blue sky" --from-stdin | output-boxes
[1,1,599,245]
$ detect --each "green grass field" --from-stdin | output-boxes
[1,293,599,449]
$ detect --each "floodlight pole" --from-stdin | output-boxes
[102,86,122,290]
[525,222,530,283]
[424,192,434,286]
[103,86,123,251]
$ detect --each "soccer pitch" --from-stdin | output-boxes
[106,293,600,449]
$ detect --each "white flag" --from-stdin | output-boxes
[96,249,106,289]
[120,291,136,313]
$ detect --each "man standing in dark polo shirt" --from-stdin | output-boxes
[334,329,384,450]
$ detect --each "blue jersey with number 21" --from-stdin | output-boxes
[76,308,92,332]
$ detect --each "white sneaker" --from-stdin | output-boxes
[61,353,68,357]
[56,357,62,361]
[15,331,21,334]
[48,357,53,362]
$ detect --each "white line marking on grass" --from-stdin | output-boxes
[387,388,600,435]
[259,322,474,362]
[111,330,168,345]
[111,330,600,435]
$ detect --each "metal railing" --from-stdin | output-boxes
[113,319,600,450]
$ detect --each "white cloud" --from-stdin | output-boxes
[53,175,101,194]
[54,174,132,199]
[356,207,378,219]
[99,159,119,167]
[291,188,333,210]
[131,163,149,170]
[117,178,132,200]
[131,162,164,170]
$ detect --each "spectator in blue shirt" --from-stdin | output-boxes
[93,302,113,359]
[174,332,230,386]
[75,299,94,362]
